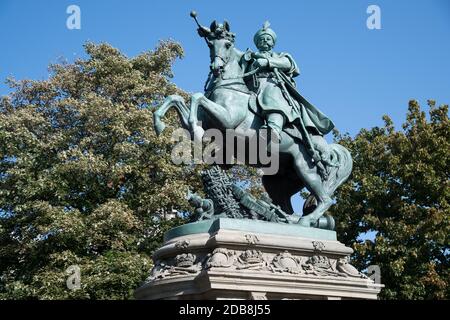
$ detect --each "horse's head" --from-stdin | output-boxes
[204,20,236,77]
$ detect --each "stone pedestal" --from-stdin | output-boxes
[135,218,382,300]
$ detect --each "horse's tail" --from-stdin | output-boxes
[153,95,189,136]
[323,143,353,196]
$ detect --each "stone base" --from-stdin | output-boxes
[135,219,382,300]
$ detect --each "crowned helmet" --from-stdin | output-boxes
[253,21,277,47]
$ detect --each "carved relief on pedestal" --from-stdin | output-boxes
[168,253,203,275]
[147,253,203,281]
[270,251,302,274]
[236,249,267,270]
[206,248,235,268]
[174,253,196,267]
[174,239,190,250]
[244,233,260,245]
[312,240,325,252]
[146,248,368,284]
[303,255,332,275]
[147,260,171,281]
[302,255,343,277]
[336,257,368,279]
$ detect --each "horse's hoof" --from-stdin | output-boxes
[193,126,205,141]
[298,217,313,227]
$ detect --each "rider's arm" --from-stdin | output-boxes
[267,56,292,71]
[269,53,300,77]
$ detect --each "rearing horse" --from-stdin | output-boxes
[153,21,352,227]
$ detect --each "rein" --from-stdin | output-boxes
[204,54,260,92]
[204,50,259,95]
[219,67,260,81]
[205,80,252,98]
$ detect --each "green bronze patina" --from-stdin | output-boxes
[164,218,337,242]
[154,12,353,228]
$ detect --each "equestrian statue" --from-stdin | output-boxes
[153,12,353,228]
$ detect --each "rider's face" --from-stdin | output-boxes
[257,34,274,51]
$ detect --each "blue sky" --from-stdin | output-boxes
[1,0,449,137]
[1,0,449,220]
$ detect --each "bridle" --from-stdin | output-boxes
[205,42,261,94]
[204,67,261,93]
[212,54,229,66]
[209,52,260,79]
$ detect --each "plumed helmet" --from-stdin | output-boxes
[253,21,277,47]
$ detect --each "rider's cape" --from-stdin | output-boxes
[278,70,335,136]
[248,51,335,136]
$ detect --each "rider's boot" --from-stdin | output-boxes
[260,124,281,154]
[266,113,283,152]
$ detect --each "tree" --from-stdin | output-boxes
[331,100,449,299]
[0,41,203,299]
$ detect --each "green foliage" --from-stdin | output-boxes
[0,41,202,299]
[331,100,449,299]
[1,40,447,301]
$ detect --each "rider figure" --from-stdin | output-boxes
[196,19,336,180]
[247,22,336,179]
[246,21,300,143]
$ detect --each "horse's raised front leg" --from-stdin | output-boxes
[154,95,190,136]
[189,93,206,141]
[189,92,247,132]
